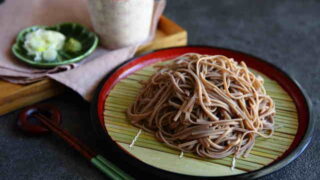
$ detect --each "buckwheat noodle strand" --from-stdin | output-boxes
[127,53,275,160]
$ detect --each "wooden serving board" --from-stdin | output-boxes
[0,16,187,116]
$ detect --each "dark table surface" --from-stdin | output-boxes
[1,0,319,179]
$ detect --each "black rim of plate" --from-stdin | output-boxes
[90,45,314,180]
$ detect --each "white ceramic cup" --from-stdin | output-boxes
[87,0,154,49]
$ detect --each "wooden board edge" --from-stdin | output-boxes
[136,30,187,55]
[0,79,65,115]
[137,15,187,54]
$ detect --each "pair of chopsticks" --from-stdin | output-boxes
[34,113,133,180]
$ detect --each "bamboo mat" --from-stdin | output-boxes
[103,61,298,176]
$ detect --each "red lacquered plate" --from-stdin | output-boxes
[91,46,313,179]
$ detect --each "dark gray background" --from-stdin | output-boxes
[1,0,319,179]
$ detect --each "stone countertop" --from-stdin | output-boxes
[1,0,319,179]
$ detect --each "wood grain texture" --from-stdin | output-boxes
[0,16,187,116]
[103,62,298,176]
[0,79,65,115]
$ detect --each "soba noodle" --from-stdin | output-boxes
[127,53,275,159]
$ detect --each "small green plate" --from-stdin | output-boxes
[12,23,99,68]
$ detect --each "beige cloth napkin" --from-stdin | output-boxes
[0,0,166,101]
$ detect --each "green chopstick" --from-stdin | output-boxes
[33,113,134,180]
[91,155,134,180]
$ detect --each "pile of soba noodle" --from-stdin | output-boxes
[127,53,275,159]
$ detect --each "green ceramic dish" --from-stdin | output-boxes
[12,23,98,68]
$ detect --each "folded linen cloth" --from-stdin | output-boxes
[0,0,166,101]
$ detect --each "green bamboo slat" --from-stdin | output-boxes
[108,131,265,171]
[273,116,297,122]
[255,138,292,146]
[109,130,279,170]
[275,110,298,118]
[261,134,296,143]
[249,150,279,159]
[104,114,297,141]
[118,79,142,87]
[109,135,267,172]
[251,146,283,156]
[274,122,298,129]
[102,61,299,175]
[117,142,246,176]
[105,129,292,156]
[274,106,297,112]
[107,123,287,162]
[107,123,288,150]
[105,117,297,144]
[273,99,296,107]
[106,123,281,159]
[275,116,298,122]
[107,121,293,146]
[264,82,286,89]
[107,96,135,104]
[127,74,151,81]
[275,123,298,129]
[109,89,139,97]
[108,91,137,97]
[113,84,140,92]
[105,120,295,144]
[105,105,126,112]
[264,92,293,101]
[273,132,295,139]
[134,71,155,76]
[105,104,128,111]
[275,117,298,125]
